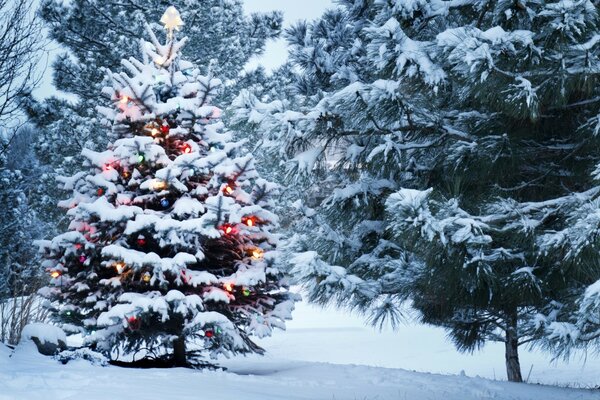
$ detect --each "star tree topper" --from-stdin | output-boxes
[160,6,184,40]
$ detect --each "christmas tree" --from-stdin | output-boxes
[38,6,296,367]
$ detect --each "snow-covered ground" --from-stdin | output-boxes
[254,302,600,388]
[1,300,599,400]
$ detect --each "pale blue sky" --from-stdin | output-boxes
[33,1,333,99]
[243,0,333,70]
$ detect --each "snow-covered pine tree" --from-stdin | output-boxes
[233,0,600,381]
[0,127,47,288]
[38,7,296,367]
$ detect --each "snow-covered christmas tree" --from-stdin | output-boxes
[38,6,296,367]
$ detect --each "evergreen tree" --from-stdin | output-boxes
[0,126,47,302]
[233,0,600,381]
[38,8,296,367]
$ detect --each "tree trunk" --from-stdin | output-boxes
[504,312,523,383]
[172,336,187,367]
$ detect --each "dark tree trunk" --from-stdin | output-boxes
[172,336,187,367]
[504,312,523,383]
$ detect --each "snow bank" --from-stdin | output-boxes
[21,323,66,345]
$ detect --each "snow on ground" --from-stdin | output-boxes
[1,300,599,400]
[252,301,600,388]
[2,341,599,400]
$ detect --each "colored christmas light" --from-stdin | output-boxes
[127,315,141,331]
[137,236,147,246]
[243,288,251,297]
[50,270,61,279]
[251,248,264,260]
[142,272,152,283]
[220,224,234,235]
[79,255,87,263]
[120,95,129,104]
[161,124,170,134]
[243,216,257,227]
[114,261,127,274]
[152,180,168,191]
[224,282,234,292]
[182,143,192,153]
[97,188,104,196]
[137,154,145,163]
[204,330,214,338]
[161,198,170,208]
[223,184,234,195]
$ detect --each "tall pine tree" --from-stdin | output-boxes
[39,7,295,367]
[233,0,600,381]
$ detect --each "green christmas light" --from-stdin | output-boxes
[243,288,251,297]
[137,154,145,163]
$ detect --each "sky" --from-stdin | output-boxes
[33,0,334,99]
[243,0,333,71]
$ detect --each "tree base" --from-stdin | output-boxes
[109,356,224,370]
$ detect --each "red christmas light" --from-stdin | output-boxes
[137,237,147,247]
[220,224,235,235]
[127,316,141,330]
[161,124,170,134]
[223,282,234,292]
[243,216,257,227]
[182,143,192,154]
[205,330,214,338]
[97,188,104,196]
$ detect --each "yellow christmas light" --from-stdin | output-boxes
[114,262,127,274]
[251,248,264,260]
[50,270,61,279]
[160,6,184,40]
[152,180,168,191]
[142,272,152,283]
